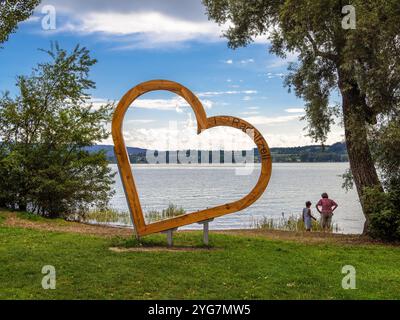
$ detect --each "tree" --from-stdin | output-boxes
[371,119,400,190]
[0,0,41,46]
[202,0,400,233]
[0,43,115,218]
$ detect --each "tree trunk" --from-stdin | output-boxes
[339,78,382,234]
[18,202,27,212]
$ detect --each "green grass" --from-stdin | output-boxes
[0,223,399,299]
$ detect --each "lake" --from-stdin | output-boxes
[109,163,364,234]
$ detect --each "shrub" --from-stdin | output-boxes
[0,44,115,219]
[364,187,400,241]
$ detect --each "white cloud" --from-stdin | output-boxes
[197,90,257,97]
[243,90,257,94]
[37,1,232,48]
[243,115,302,125]
[285,108,305,113]
[240,111,259,115]
[125,119,156,124]
[65,11,225,47]
[35,0,272,48]
[266,72,286,79]
[132,97,213,112]
[240,58,254,64]
[222,58,255,65]
[100,112,344,149]
[90,96,213,114]
[88,98,115,110]
[113,114,258,150]
[268,51,299,68]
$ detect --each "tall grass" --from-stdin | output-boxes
[253,213,339,232]
[82,208,131,225]
[146,203,186,223]
[81,203,186,225]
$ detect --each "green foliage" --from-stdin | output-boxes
[146,203,186,223]
[254,214,338,232]
[203,0,400,142]
[341,168,354,191]
[367,119,400,240]
[371,119,400,188]
[0,43,115,218]
[203,0,400,234]
[0,0,40,45]
[364,186,400,241]
[82,209,131,225]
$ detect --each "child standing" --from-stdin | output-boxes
[303,201,316,231]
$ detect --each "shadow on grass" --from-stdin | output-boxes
[110,231,215,250]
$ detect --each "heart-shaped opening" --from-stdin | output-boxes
[119,115,263,225]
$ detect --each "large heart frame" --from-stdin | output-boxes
[112,80,272,237]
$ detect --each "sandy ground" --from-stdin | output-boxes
[1,211,394,246]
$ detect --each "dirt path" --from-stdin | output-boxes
[1,211,393,245]
[3,212,132,238]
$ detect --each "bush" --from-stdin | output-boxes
[364,187,400,241]
[369,209,400,241]
[0,44,115,219]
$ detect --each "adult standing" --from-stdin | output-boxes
[316,193,338,231]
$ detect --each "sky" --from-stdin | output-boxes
[0,0,344,150]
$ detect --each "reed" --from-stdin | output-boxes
[146,203,186,223]
[83,208,131,225]
[253,213,339,232]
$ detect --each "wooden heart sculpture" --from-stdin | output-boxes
[112,80,272,237]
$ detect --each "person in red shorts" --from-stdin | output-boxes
[316,192,338,231]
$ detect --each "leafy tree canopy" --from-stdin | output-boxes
[203,0,400,234]
[203,0,399,142]
[0,0,40,45]
[0,43,115,217]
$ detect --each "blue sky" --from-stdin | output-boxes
[0,0,343,149]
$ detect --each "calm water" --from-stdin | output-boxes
[109,163,364,234]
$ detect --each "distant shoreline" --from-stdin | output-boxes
[107,162,350,165]
[89,141,349,163]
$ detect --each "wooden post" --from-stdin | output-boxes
[163,228,177,247]
[198,219,213,246]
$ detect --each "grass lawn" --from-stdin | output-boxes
[0,211,399,299]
